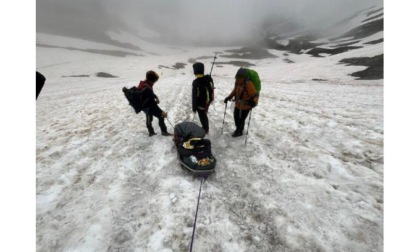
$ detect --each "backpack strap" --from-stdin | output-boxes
[239,81,249,99]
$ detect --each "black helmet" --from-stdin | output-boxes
[146,70,159,83]
[193,62,205,75]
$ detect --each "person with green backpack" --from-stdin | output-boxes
[224,68,260,137]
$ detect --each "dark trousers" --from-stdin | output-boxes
[144,107,167,134]
[197,109,209,132]
[234,107,250,133]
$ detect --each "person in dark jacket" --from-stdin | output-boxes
[224,68,259,137]
[137,70,172,137]
[192,62,214,134]
[36,71,46,100]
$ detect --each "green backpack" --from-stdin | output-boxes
[246,69,261,94]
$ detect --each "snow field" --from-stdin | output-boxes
[37,34,383,251]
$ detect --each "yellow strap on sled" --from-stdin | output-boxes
[182,138,202,149]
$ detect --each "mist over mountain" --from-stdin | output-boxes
[36,1,140,50]
[37,0,383,47]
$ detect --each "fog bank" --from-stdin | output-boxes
[37,0,383,46]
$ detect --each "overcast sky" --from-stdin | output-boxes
[37,0,383,46]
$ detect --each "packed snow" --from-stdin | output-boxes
[36,30,383,251]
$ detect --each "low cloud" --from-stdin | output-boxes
[37,0,383,46]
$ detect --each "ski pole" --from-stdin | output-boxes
[209,53,218,76]
[221,102,227,134]
[245,109,252,146]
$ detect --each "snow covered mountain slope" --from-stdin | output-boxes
[36,33,383,251]
[264,5,383,80]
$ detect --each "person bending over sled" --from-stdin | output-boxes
[224,68,259,137]
[137,70,172,137]
[192,62,214,134]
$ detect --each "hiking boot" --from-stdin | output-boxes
[232,131,243,138]
[161,132,173,137]
[149,132,157,137]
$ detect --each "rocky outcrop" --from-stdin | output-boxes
[340,54,383,80]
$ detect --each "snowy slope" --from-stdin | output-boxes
[36,33,383,251]
[267,5,383,64]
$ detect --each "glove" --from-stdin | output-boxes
[224,97,231,104]
[248,99,256,108]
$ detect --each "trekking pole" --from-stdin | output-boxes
[209,52,218,76]
[221,102,227,134]
[208,53,218,113]
[245,109,253,146]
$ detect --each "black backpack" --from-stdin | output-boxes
[122,86,148,114]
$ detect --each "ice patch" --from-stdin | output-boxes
[70,224,104,252]
[328,157,354,180]
[148,229,173,252]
